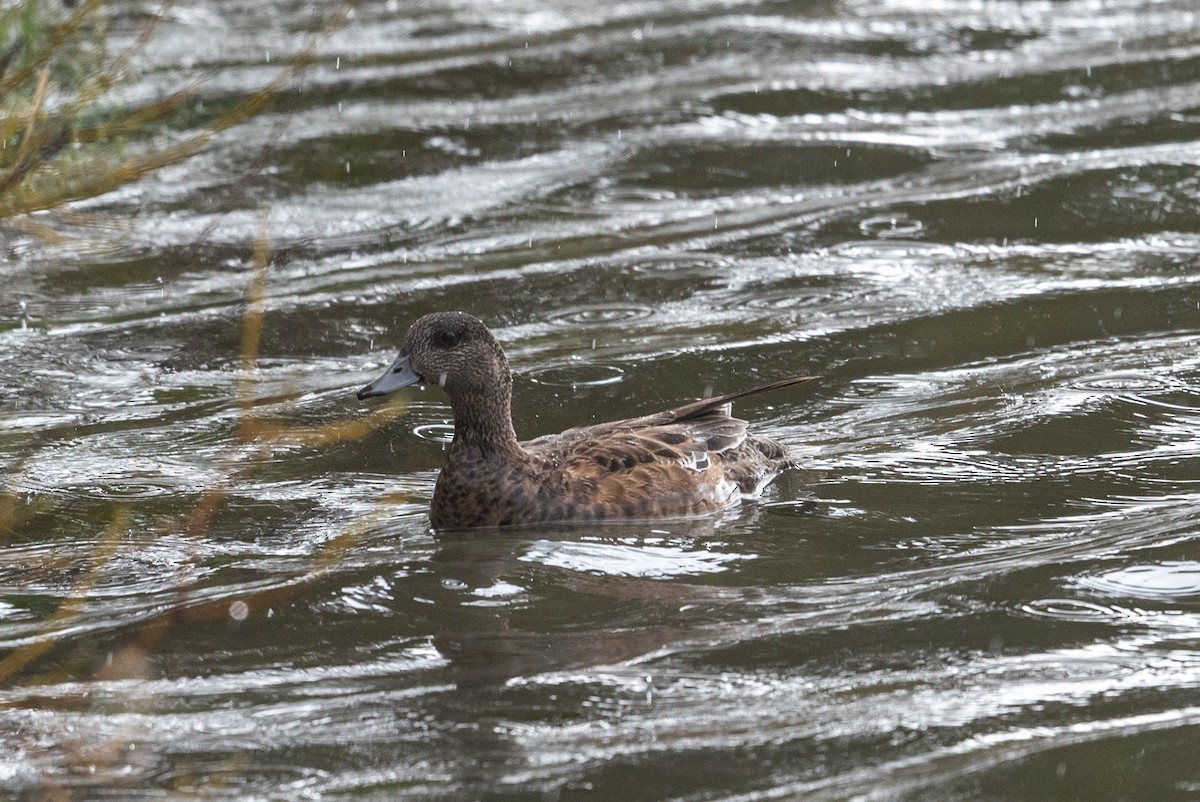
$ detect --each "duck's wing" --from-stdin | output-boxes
[522,375,817,512]
[523,422,744,517]
[525,374,817,457]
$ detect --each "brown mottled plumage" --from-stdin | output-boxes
[357,312,815,529]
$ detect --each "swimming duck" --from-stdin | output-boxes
[357,311,814,529]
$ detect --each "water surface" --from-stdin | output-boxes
[3,0,1200,799]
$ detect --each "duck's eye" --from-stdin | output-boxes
[431,326,466,349]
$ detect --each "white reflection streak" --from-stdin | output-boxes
[712,705,1200,802]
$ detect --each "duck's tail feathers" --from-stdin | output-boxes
[671,375,818,422]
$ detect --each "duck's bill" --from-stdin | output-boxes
[357,354,421,400]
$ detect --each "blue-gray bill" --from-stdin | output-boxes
[357,354,421,400]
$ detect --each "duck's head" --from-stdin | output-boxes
[357,311,508,400]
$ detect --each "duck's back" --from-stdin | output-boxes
[528,406,787,516]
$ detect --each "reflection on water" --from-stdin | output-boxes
[1078,561,1200,601]
[520,537,754,578]
[3,0,1200,799]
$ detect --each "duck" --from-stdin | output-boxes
[357,311,815,529]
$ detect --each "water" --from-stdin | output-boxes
[3,0,1200,799]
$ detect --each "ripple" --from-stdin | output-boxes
[761,499,821,517]
[592,186,681,205]
[859,214,925,239]
[412,422,455,444]
[526,363,626,388]
[151,763,321,798]
[1077,562,1200,601]
[743,290,843,311]
[400,401,455,444]
[1071,373,1174,393]
[542,304,654,326]
[1019,598,1140,623]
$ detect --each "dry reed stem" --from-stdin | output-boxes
[3,212,70,243]
[150,222,407,628]
[0,455,30,547]
[15,66,49,164]
[0,0,358,218]
[0,65,50,196]
[0,0,404,695]
[0,508,129,683]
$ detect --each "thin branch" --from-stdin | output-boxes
[0,64,50,195]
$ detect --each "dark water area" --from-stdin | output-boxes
[3,0,1200,799]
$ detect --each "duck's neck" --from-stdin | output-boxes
[446,378,523,460]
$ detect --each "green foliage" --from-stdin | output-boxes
[0,0,137,216]
[0,0,353,223]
